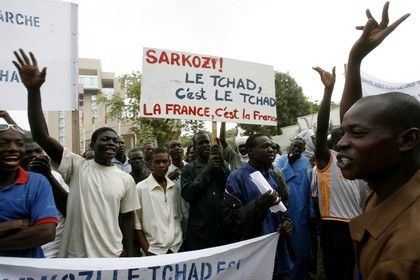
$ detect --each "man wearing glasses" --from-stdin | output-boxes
[0,122,57,257]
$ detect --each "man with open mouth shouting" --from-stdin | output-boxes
[339,2,419,280]
[0,117,57,258]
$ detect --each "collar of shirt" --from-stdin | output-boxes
[169,161,187,171]
[350,170,420,241]
[111,157,129,165]
[15,167,28,184]
[0,167,29,192]
[279,156,296,182]
[146,174,175,191]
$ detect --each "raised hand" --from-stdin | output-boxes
[313,66,336,89]
[12,49,46,90]
[351,2,410,60]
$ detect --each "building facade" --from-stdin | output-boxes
[46,58,136,155]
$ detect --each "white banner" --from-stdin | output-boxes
[0,233,279,280]
[361,72,420,101]
[140,47,277,126]
[0,0,78,110]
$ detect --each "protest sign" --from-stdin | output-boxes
[362,72,420,101]
[0,0,78,110]
[140,48,277,126]
[0,233,279,280]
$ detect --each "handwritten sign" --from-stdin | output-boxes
[0,0,78,110]
[140,48,277,125]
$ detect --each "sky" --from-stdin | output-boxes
[8,0,420,129]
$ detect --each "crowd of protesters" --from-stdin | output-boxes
[1,2,419,280]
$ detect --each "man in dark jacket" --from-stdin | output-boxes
[181,131,230,250]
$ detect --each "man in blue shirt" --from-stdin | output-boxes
[0,123,57,258]
[222,133,294,280]
[277,138,314,279]
[112,136,131,173]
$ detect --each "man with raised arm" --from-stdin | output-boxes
[340,3,420,279]
[313,66,368,280]
[13,49,140,258]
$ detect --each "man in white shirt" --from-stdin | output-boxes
[14,49,140,257]
[135,147,183,255]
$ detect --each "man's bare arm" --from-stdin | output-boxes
[0,223,55,250]
[13,49,64,165]
[119,211,135,257]
[340,2,410,121]
[0,219,30,238]
[313,66,336,170]
[135,230,150,255]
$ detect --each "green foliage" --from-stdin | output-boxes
[239,71,318,136]
[180,134,194,148]
[182,120,206,137]
[98,72,204,147]
[238,123,278,136]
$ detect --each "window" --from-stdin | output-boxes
[91,95,97,124]
[79,75,99,89]
[58,111,65,145]
[102,88,114,98]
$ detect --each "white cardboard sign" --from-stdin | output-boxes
[0,0,78,110]
[140,47,277,125]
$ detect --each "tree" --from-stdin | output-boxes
[181,120,206,137]
[98,72,204,147]
[239,71,318,136]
